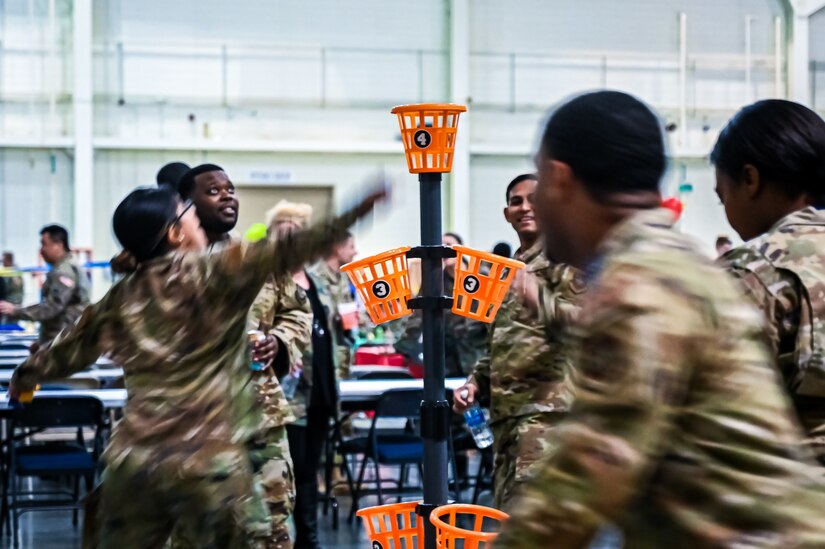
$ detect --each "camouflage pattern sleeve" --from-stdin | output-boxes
[267,277,312,377]
[495,267,693,548]
[247,278,277,332]
[724,265,781,356]
[12,291,112,393]
[6,275,23,305]
[467,352,492,405]
[14,268,77,322]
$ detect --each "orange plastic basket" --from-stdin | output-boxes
[391,104,467,174]
[357,501,424,549]
[451,246,525,323]
[430,504,509,549]
[341,247,413,325]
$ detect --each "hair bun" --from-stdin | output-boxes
[110,250,138,274]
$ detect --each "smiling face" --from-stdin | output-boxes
[189,170,239,240]
[504,178,539,241]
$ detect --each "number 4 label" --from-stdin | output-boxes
[413,129,432,149]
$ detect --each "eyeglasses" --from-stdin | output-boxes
[148,199,195,254]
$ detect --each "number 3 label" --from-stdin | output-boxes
[372,280,391,299]
[463,275,480,294]
[413,129,432,149]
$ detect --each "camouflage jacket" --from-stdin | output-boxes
[468,240,584,431]
[4,271,23,305]
[246,274,312,430]
[395,271,488,378]
[308,260,355,377]
[496,208,825,549]
[721,207,825,459]
[14,255,89,344]
[12,209,361,477]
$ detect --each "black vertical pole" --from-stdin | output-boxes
[418,171,448,549]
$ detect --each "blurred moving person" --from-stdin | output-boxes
[156,161,191,191]
[714,100,825,465]
[0,225,89,345]
[495,91,825,548]
[10,185,385,549]
[491,241,512,258]
[453,173,585,508]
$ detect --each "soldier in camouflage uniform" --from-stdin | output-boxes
[0,225,89,344]
[496,91,825,548]
[0,252,24,325]
[453,174,585,509]
[714,100,825,465]
[308,232,358,380]
[9,185,384,548]
[174,166,312,549]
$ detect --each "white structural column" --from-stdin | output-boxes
[449,0,471,238]
[790,9,812,104]
[789,0,825,105]
[72,0,94,248]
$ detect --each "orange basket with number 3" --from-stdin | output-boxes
[450,245,525,323]
[391,104,467,174]
[340,247,413,325]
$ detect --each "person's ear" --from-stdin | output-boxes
[167,224,185,249]
[548,160,576,203]
[741,164,762,199]
[503,205,512,224]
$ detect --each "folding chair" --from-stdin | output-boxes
[4,396,104,548]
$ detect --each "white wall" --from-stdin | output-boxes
[0,0,796,291]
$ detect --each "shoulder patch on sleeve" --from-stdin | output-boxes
[58,275,76,288]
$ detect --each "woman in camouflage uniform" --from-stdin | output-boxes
[715,99,825,464]
[10,186,385,549]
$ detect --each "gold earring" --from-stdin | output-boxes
[177,234,185,243]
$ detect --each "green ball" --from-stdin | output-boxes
[244,223,268,243]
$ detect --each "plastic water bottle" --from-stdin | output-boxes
[247,330,267,372]
[461,390,494,449]
[280,368,302,400]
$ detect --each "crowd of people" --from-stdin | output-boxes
[2,91,825,548]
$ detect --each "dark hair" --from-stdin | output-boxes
[715,235,732,247]
[112,187,181,266]
[177,163,224,198]
[540,91,666,202]
[711,100,825,207]
[492,242,512,258]
[443,232,463,245]
[506,174,538,203]
[156,162,191,190]
[40,224,70,252]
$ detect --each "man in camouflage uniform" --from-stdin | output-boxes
[10,186,384,548]
[174,165,311,549]
[496,91,825,548]
[453,174,584,509]
[309,232,358,379]
[0,225,89,344]
[713,100,825,466]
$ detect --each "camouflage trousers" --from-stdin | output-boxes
[248,426,297,549]
[168,426,295,549]
[492,413,563,510]
[94,455,264,549]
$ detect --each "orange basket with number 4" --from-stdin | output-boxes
[430,504,509,549]
[451,246,525,323]
[391,104,467,174]
[341,247,413,325]
[357,501,424,549]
